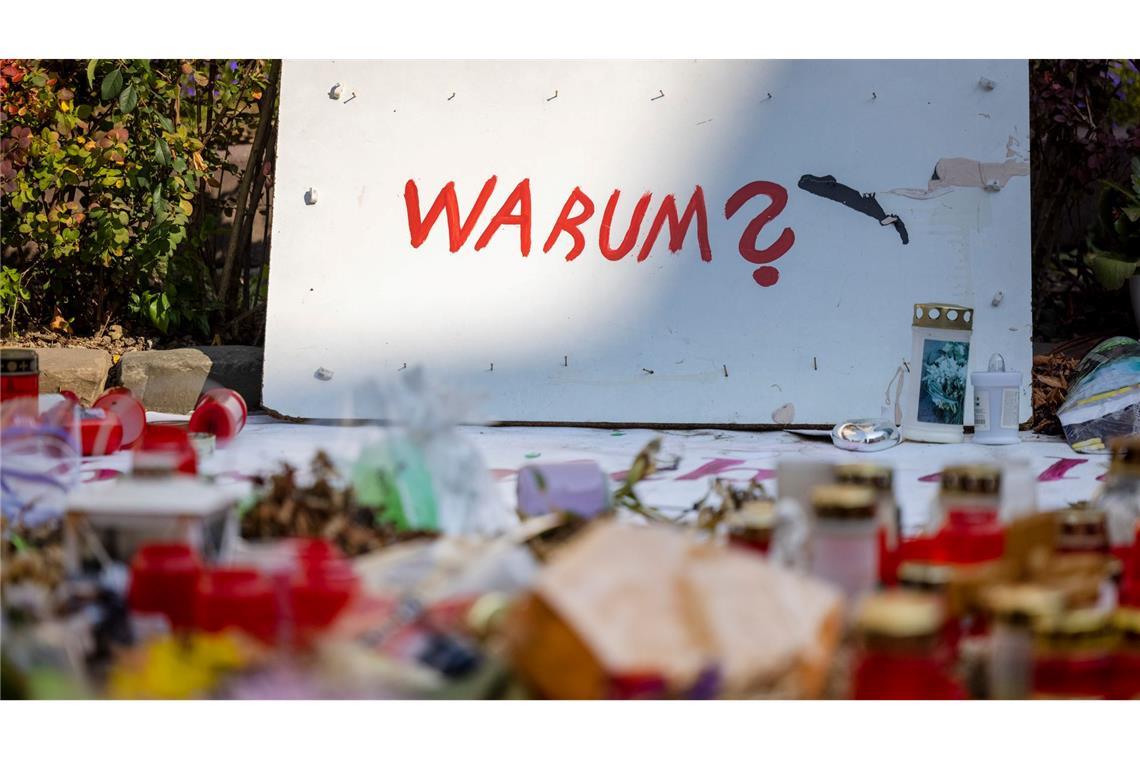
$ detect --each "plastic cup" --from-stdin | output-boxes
[135,424,197,475]
[79,407,124,456]
[188,388,247,444]
[93,388,147,448]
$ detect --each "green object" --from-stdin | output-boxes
[1086,157,1140,290]
[353,437,439,531]
[524,452,540,459]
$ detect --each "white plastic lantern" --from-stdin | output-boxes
[902,303,973,443]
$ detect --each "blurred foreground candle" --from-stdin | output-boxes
[902,304,973,443]
[128,542,202,630]
[852,591,962,699]
[1032,608,1115,699]
[1112,607,1140,699]
[835,463,899,586]
[725,497,777,555]
[1091,436,1140,567]
[0,348,38,400]
[927,463,1003,538]
[983,584,1064,700]
[809,485,878,600]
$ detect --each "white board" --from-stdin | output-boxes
[264,60,1032,424]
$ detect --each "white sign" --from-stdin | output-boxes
[264,60,1031,424]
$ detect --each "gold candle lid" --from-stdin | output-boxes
[940,464,1002,495]
[810,484,877,520]
[835,462,893,491]
[1115,607,1140,636]
[1034,607,1112,638]
[897,560,954,590]
[983,584,1065,625]
[857,591,945,638]
[726,499,777,531]
[912,304,973,331]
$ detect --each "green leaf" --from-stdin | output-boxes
[1088,251,1139,290]
[157,114,174,132]
[118,84,138,114]
[86,59,98,90]
[153,138,171,167]
[1124,206,1140,224]
[100,69,124,101]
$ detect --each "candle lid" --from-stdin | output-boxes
[1115,607,1140,635]
[940,464,1001,495]
[983,584,1065,624]
[810,484,876,519]
[834,462,893,491]
[1,348,38,373]
[857,591,945,637]
[725,498,777,534]
[912,303,973,331]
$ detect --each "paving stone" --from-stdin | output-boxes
[119,346,263,414]
[31,347,112,405]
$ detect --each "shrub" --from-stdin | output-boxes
[1,59,278,340]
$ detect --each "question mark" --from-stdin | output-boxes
[724,181,796,287]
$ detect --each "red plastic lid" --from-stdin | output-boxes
[93,388,146,447]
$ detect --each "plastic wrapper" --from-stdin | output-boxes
[1057,337,1140,453]
[352,368,516,536]
[1,395,82,527]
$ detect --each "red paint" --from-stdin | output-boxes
[404,177,498,251]
[1037,458,1086,482]
[404,178,796,287]
[918,471,942,483]
[724,181,796,287]
[542,187,595,261]
[474,178,531,255]
[599,190,653,261]
[676,458,775,482]
[637,187,712,263]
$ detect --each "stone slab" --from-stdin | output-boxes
[118,346,263,414]
[30,347,112,405]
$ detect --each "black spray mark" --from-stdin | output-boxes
[797,174,909,244]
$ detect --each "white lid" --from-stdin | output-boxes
[66,474,247,518]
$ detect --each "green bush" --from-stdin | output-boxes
[1,59,277,340]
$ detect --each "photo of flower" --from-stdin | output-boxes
[918,339,970,424]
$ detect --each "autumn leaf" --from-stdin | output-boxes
[50,308,73,334]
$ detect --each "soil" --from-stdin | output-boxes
[0,327,200,356]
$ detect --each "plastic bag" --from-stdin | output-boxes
[1057,337,1140,453]
[353,368,516,536]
